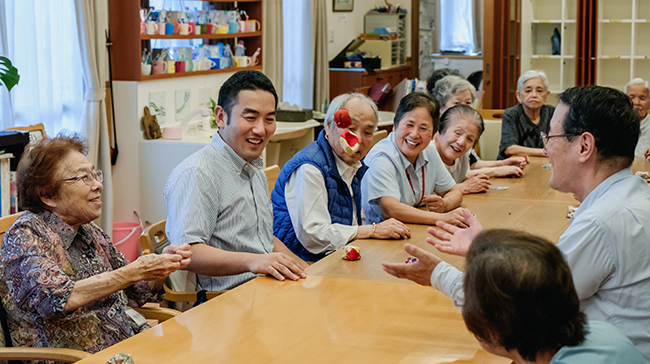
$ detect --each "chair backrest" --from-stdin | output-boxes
[476,109,505,161]
[139,219,168,255]
[370,130,388,149]
[0,212,22,244]
[263,165,280,198]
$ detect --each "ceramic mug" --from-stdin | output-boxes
[237,20,247,33]
[175,60,186,73]
[200,24,208,34]
[192,59,202,71]
[165,23,178,35]
[194,23,201,35]
[203,58,218,70]
[228,22,239,33]
[247,19,261,32]
[206,24,217,34]
[233,56,252,68]
[187,22,196,35]
[157,22,166,35]
[152,60,167,75]
[141,63,152,76]
[208,57,221,69]
[140,21,147,34]
[179,23,190,35]
[146,21,158,35]
[167,60,176,74]
[217,26,228,34]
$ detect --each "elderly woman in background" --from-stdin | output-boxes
[431,75,476,115]
[0,134,191,353]
[624,78,650,159]
[497,70,554,160]
[434,105,526,194]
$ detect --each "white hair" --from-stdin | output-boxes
[517,70,550,93]
[324,93,379,128]
[624,78,650,94]
[431,75,476,107]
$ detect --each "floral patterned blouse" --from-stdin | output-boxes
[0,210,153,354]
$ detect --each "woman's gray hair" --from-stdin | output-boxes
[624,78,649,94]
[432,75,476,108]
[324,93,379,128]
[439,104,485,140]
[517,70,550,93]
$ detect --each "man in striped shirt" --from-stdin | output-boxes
[164,71,307,291]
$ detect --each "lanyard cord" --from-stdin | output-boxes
[406,168,425,206]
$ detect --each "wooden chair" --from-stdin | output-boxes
[139,220,225,311]
[263,165,280,198]
[0,212,22,242]
[370,129,388,149]
[476,109,505,161]
[6,123,47,145]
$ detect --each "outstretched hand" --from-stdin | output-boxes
[382,243,441,286]
[426,208,482,256]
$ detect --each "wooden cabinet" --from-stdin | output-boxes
[329,65,412,108]
[108,0,263,81]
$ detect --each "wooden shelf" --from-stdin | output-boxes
[141,64,263,80]
[141,32,262,40]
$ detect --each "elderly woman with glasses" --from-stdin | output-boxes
[497,70,555,160]
[0,133,191,353]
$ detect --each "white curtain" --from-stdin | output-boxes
[74,0,113,233]
[0,0,85,134]
[263,0,284,100]
[283,0,313,108]
[439,0,476,53]
[310,0,328,112]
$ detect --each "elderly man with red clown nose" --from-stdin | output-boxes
[272,93,411,262]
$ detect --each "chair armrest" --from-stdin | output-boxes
[0,347,91,362]
[134,306,181,322]
[163,282,226,302]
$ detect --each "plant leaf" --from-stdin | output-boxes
[0,56,20,92]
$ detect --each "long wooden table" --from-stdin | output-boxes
[76,156,649,364]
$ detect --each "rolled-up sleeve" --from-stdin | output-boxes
[431,261,465,311]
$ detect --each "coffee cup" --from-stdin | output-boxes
[208,57,221,69]
[167,60,176,74]
[179,23,190,35]
[200,24,208,34]
[188,22,196,35]
[203,58,218,70]
[146,21,158,35]
[140,21,147,34]
[141,63,152,76]
[157,22,166,35]
[233,56,252,68]
[237,20,247,33]
[175,60,186,73]
[217,26,228,34]
[228,22,239,33]
[165,23,178,35]
[247,19,261,32]
[194,23,201,35]
[152,60,167,75]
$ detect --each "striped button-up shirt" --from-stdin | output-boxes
[164,132,273,291]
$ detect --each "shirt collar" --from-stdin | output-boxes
[571,168,632,222]
[389,132,428,172]
[333,152,362,181]
[37,210,93,249]
[212,132,264,173]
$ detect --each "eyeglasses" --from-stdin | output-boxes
[540,132,576,147]
[62,170,103,185]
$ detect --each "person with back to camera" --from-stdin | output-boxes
[362,92,466,227]
[624,78,650,159]
[426,68,462,95]
[0,133,192,353]
[383,85,650,361]
[433,105,527,194]
[497,69,555,160]
[462,229,644,363]
[271,93,411,262]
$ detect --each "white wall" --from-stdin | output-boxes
[326,0,411,61]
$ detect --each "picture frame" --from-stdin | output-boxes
[333,0,354,12]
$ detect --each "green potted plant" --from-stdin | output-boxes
[0,56,19,91]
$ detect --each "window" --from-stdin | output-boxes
[438,0,479,54]
[282,0,313,108]
[0,0,85,136]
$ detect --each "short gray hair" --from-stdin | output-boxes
[624,78,649,94]
[324,93,379,128]
[517,70,549,93]
[432,75,476,108]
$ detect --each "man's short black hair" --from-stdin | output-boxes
[393,92,440,132]
[426,68,462,95]
[463,229,587,362]
[218,70,278,124]
[557,85,640,166]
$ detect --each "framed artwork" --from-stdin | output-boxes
[333,0,354,12]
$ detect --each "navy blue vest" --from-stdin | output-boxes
[272,131,367,262]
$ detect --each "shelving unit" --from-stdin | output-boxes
[521,0,577,96]
[596,0,650,89]
[108,0,263,81]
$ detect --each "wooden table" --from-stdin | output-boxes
[77,276,508,364]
